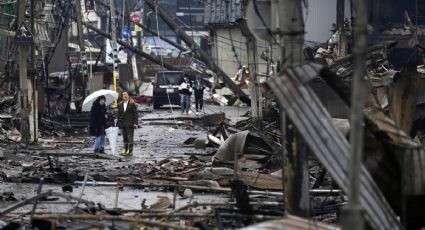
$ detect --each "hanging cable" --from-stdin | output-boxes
[228,29,242,69]
[152,4,180,125]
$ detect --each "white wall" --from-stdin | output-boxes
[304,0,351,43]
[213,28,273,78]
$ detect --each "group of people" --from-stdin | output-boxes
[89,91,138,156]
[179,75,205,114]
[88,75,206,156]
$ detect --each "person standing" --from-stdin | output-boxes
[192,76,205,113]
[114,91,138,156]
[235,65,249,82]
[89,96,107,153]
[178,75,192,114]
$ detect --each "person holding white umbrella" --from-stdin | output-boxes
[83,89,119,154]
[89,96,107,153]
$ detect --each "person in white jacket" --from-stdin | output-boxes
[178,75,192,114]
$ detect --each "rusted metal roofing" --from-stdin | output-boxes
[365,107,420,147]
[204,0,243,26]
[241,215,340,230]
[365,107,425,196]
[267,63,401,229]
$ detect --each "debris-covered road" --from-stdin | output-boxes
[0,103,345,229]
[1,105,299,229]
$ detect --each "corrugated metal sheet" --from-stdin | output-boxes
[204,0,243,26]
[365,107,425,196]
[267,63,401,230]
[365,107,419,147]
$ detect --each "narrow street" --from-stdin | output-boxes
[2,0,425,229]
[2,104,270,229]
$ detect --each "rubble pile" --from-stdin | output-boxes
[2,39,424,229]
[0,104,348,229]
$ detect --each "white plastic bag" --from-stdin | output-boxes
[105,126,119,155]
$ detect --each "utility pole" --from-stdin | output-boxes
[75,0,88,99]
[246,36,262,128]
[122,0,125,31]
[17,0,31,144]
[110,0,119,95]
[276,0,309,217]
[343,0,367,229]
[29,0,37,143]
[336,0,347,58]
[145,0,248,99]
[140,6,147,82]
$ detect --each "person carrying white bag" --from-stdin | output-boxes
[105,124,119,155]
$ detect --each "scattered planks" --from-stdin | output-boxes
[0,191,53,216]
[40,151,119,160]
[32,214,196,230]
[72,180,341,196]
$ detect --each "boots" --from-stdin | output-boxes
[120,147,128,156]
[126,149,133,156]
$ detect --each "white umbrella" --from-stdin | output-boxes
[82,89,119,112]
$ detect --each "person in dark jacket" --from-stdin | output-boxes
[114,91,138,156]
[192,75,205,113]
[178,75,192,114]
[89,96,107,153]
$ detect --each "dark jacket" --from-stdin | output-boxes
[117,99,138,128]
[178,80,192,95]
[89,101,107,136]
[192,79,205,97]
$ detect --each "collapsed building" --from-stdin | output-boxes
[1,0,425,229]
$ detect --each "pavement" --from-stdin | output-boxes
[106,104,249,163]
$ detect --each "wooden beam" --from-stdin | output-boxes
[0,29,15,37]
[389,66,424,135]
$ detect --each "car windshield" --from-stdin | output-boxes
[156,72,182,85]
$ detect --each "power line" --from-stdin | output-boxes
[252,0,277,44]
[152,3,180,123]
[228,28,242,68]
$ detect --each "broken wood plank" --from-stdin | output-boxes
[0,191,53,216]
[72,180,340,196]
[32,214,195,230]
[149,197,172,210]
[38,139,86,144]
[218,171,283,190]
[179,180,221,188]
[40,151,119,160]
[389,65,424,135]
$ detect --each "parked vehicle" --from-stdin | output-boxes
[152,71,184,109]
